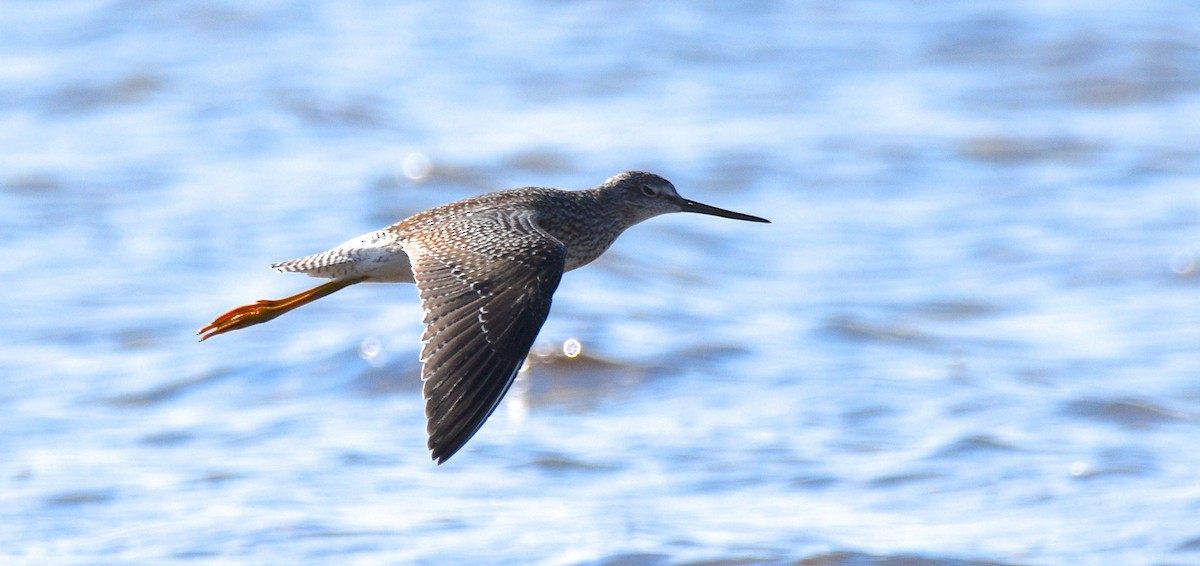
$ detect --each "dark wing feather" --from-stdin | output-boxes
[404,209,566,464]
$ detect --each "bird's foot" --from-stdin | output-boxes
[197,300,289,341]
[197,277,366,342]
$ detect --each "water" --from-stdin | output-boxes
[3,1,1199,564]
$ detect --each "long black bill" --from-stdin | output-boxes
[679,199,771,223]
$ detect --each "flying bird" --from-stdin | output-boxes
[199,171,769,463]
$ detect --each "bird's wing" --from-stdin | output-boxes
[403,209,566,464]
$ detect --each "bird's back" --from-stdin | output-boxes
[390,186,625,273]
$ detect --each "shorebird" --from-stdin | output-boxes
[199,171,769,463]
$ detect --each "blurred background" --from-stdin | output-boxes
[3,1,1199,564]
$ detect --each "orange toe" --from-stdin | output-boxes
[197,301,285,341]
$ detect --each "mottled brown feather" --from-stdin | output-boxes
[403,208,566,463]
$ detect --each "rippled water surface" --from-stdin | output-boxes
[3,2,1200,565]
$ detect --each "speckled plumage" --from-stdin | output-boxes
[199,171,769,463]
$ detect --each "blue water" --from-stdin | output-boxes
[4,1,1200,564]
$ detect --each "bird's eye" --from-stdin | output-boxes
[640,185,659,197]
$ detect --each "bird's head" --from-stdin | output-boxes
[603,171,771,225]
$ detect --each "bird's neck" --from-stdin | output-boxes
[538,189,632,272]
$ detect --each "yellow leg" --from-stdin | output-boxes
[198,277,365,342]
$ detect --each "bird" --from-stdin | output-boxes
[199,171,769,463]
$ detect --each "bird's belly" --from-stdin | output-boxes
[358,248,415,283]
